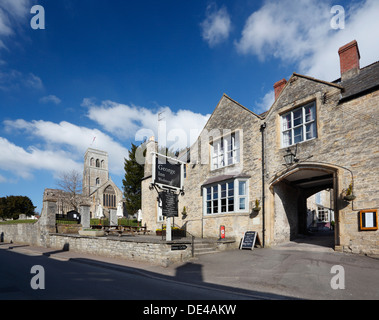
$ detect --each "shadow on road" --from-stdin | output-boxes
[1,245,296,300]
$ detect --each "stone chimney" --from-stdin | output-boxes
[338,40,360,81]
[274,79,287,100]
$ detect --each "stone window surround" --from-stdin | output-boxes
[210,130,241,171]
[280,100,317,147]
[277,94,321,150]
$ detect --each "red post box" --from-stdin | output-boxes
[220,225,225,239]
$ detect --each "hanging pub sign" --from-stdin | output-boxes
[160,190,179,217]
[152,153,184,191]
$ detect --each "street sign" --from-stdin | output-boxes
[160,191,178,217]
[171,245,187,251]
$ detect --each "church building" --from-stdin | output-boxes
[44,148,124,219]
[82,148,124,219]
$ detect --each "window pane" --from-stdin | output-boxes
[213,186,218,199]
[282,113,292,130]
[283,130,292,147]
[221,184,226,198]
[239,198,246,210]
[207,187,211,201]
[306,122,316,140]
[293,109,303,127]
[213,200,218,213]
[305,104,315,122]
[239,181,246,195]
[221,198,226,212]
[294,126,303,144]
[228,198,234,212]
[207,201,211,214]
[228,182,234,197]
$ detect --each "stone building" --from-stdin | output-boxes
[82,148,124,218]
[44,148,124,219]
[142,40,378,255]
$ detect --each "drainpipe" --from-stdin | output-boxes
[260,123,266,248]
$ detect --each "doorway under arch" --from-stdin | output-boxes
[269,163,339,249]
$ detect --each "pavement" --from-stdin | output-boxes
[1,233,378,300]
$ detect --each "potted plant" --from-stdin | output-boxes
[344,182,356,201]
[182,206,187,218]
[253,199,261,212]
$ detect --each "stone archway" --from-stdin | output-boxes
[269,163,339,248]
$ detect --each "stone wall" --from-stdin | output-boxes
[0,200,56,246]
[47,234,192,267]
[48,234,192,266]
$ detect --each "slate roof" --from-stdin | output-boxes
[339,60,379,102]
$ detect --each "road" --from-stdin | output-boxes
[0,245,287,300]
[1,234,378,301]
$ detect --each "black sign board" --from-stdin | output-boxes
[171,245,187,251]
[155,156,181,189]
[160,191,178,217]
[240,231,260,250]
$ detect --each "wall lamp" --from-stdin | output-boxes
[283,146,299,166]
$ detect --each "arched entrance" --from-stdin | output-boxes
[269,163,339,249]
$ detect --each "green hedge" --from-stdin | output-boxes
[0,219,36,225]
[90,218,139,226]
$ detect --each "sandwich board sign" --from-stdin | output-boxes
[240,231,261,250]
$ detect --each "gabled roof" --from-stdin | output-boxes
[200,93,262,133]
[262,72,344,119]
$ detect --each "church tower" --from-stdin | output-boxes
[83,148,109,196]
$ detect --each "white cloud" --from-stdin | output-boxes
[0,137,82,179]
[3,119,129,177]
[0,0,30,44]
[85,99,210,150]
[39,95,62,105]
[255,90,275,114]
[0,70,43,91]
[235,0,379,81]
[201,4,231,47]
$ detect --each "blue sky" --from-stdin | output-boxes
[1,0,378,213]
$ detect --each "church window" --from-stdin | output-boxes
[101,160,105,168]
[96,159,100,167]
[90,158,94,166]
[103,185,116,208]
[96,178,100,185]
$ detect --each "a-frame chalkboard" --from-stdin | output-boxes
[240,231,261,250]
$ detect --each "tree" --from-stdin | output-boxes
[122,143,145,215]
[56,169,83,212]
[0,196,36,220]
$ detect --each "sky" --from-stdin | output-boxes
[0,0,378,213]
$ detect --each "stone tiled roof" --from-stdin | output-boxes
[340,61,379,102]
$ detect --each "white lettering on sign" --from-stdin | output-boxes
[157,165,176,175]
